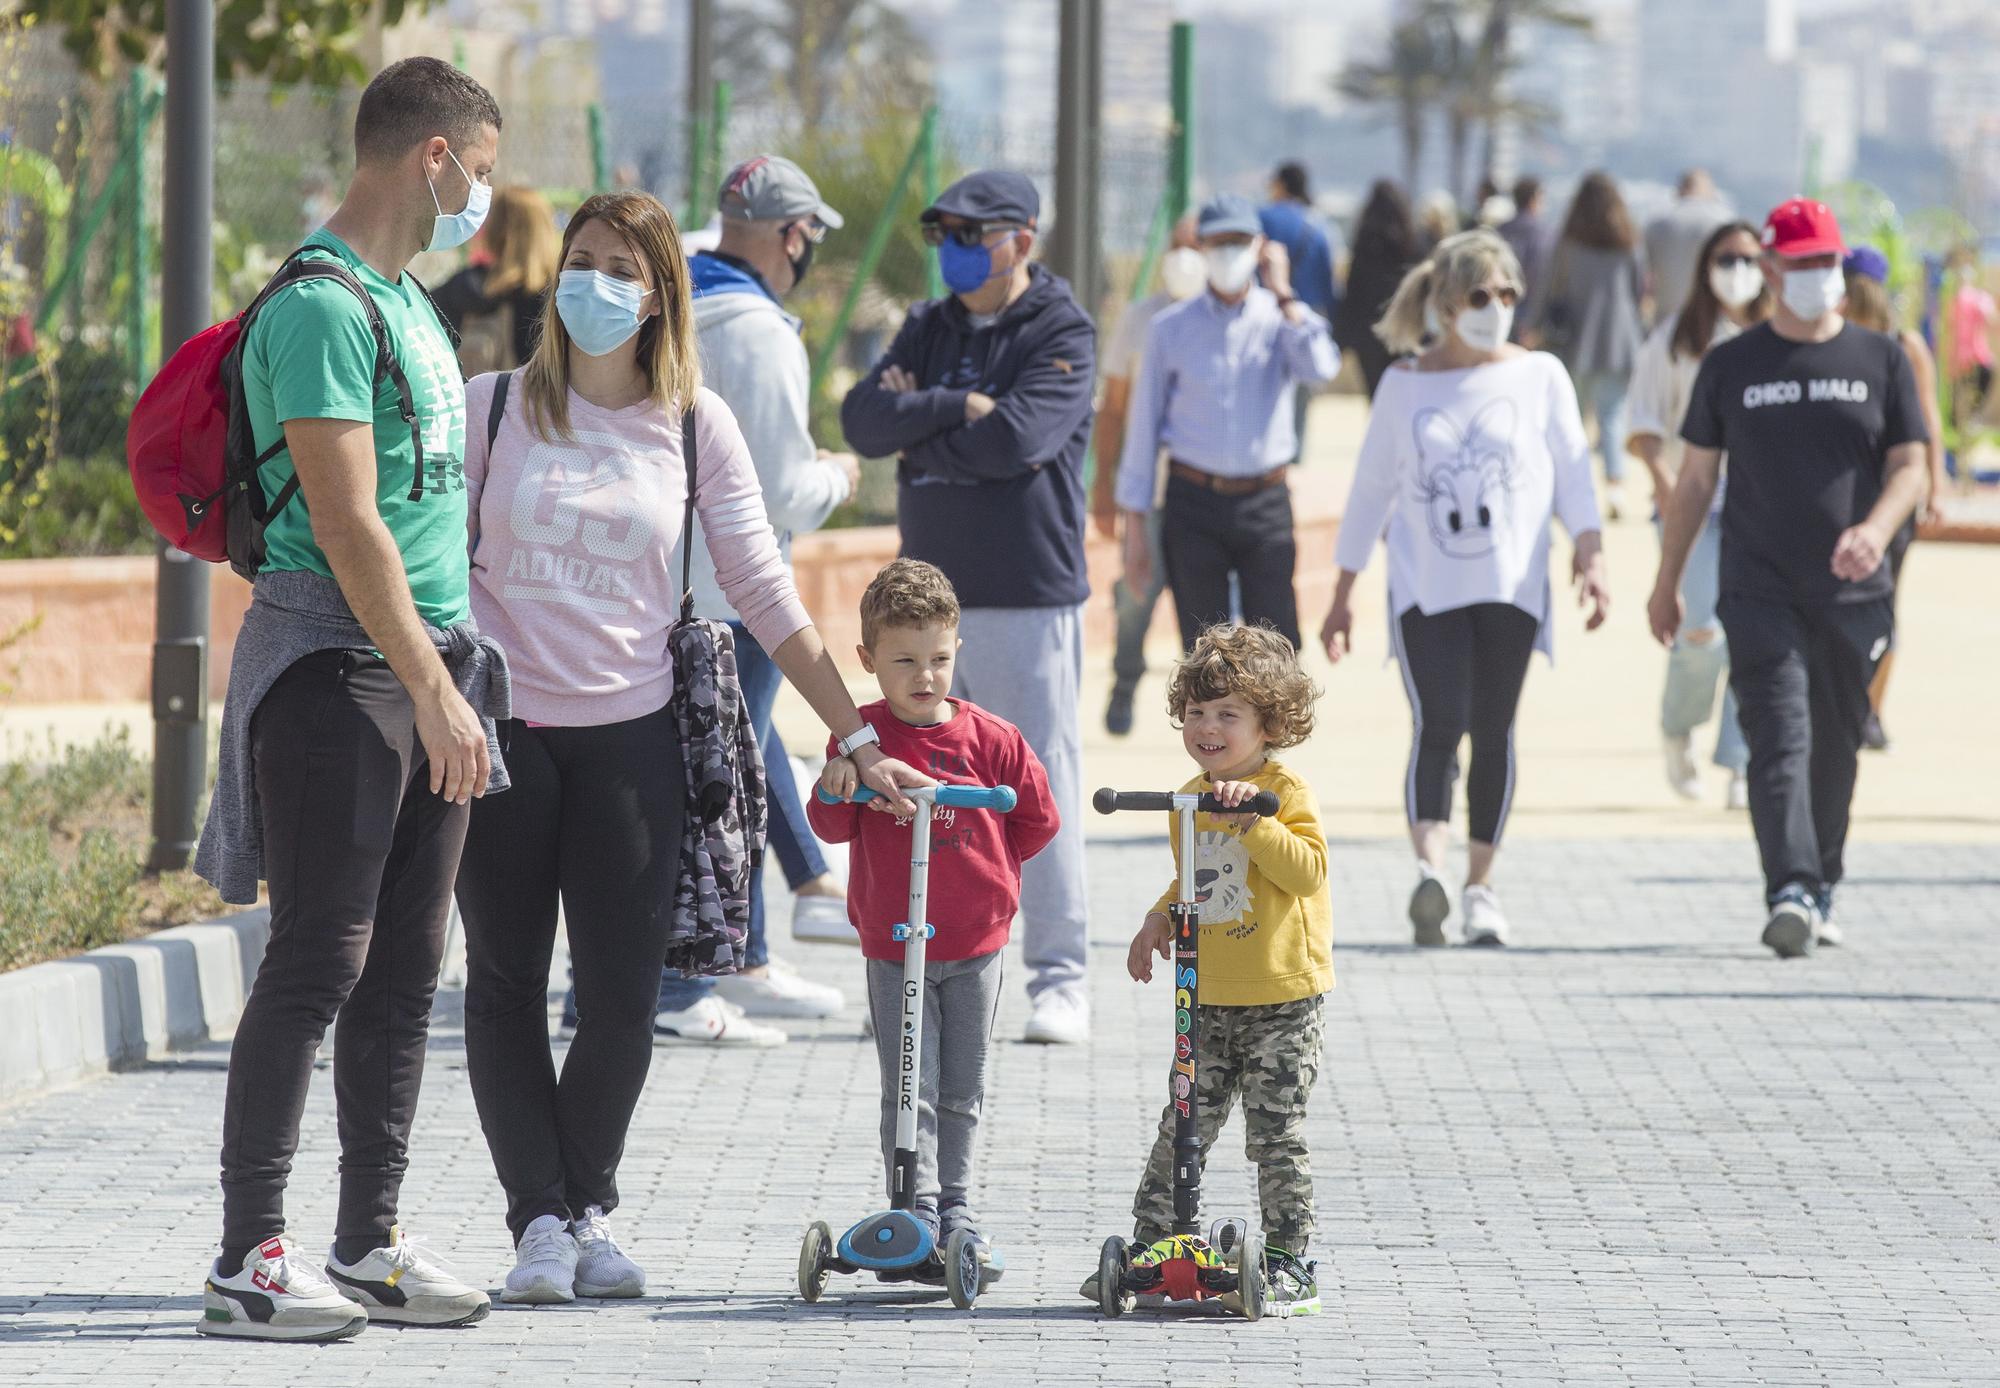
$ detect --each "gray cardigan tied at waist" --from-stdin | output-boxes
[194,569,511,904]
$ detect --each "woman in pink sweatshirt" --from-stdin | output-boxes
[455,191,927,1305]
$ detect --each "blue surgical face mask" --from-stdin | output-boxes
[937,236,996,295]
[426,146,490,252]
[555,269,652,357]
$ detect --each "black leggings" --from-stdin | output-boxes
[457,710,686,1241]
[1393,602,1539,846]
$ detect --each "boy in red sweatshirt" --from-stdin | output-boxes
[808,559,1059,1246]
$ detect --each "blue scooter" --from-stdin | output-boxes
[797,781,1016,1310]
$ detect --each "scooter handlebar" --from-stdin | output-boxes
[816,783,1018,812]
[1092,786,1281,818]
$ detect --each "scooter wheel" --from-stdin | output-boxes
[944,1229,983,1310]
[1097,1236,1129,1318]
[798,1220,833,1303]
[1236,1228,1266,1322]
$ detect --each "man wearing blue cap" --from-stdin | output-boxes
[840,169,1098,1045]
[1115,192,1341,650]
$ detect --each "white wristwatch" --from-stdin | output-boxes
[835,722,881,758]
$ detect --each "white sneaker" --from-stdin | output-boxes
[324,1226,490,1327]
[1024,989,1090,1045]
[503,1214,578,1305]
[712,957,844,1018]
[1409,865,1450,948]
[1664,734,1701,801]
[1725,772,1750,811]
[571,1205,646,1298]
[1461,884,1509,947]
[791,892,859,945]
[655,994,787,1046]
[200,1235,369,1341]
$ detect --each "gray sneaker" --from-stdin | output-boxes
[572,1205,645,1298]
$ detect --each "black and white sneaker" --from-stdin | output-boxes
[199,1235,369,1342]
[324,1225,490,1327]
[1761,886,1818,960]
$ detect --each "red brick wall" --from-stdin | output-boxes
[0,500,1347,705]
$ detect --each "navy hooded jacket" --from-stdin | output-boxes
[840,264,1096,609]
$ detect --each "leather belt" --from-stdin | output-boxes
[1168,460,1288,497]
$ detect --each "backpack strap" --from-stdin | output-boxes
[679,403,697,622]
[405,268,462,350]
[487,370,513,454]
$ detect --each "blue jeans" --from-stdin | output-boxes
[1577,369,1630,484]
[652,622,798,1013]
[1660,516,1748,772]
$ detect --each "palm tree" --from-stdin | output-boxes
[1462,0,1591,196]
[718,0,930,128]
[1335,3,1460,196]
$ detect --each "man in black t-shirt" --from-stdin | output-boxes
[1648,198,1931,959]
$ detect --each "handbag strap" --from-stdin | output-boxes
[679,403,697,622]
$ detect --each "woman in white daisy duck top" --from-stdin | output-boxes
[1320,229,1609,948]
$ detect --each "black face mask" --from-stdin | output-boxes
[787,226,815,290]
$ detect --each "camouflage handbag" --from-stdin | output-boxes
[664,405,768,975]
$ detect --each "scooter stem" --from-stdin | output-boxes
[890,796,933,1212]
[1170,798,1201,1237]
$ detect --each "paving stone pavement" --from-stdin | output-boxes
[3,835,1999,1386]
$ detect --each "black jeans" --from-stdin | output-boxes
[219,648,468,1257]
[457,710,686,1241]
[1719,592,1891,906]
[1392,602,1540,846]
[1160,472,1302,650]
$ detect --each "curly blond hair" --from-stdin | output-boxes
[859,558,961,647]
[1166,623,1319,750]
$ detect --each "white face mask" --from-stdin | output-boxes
[1453,300,1514,353]
[425,146,490,253]
[1709,261,1764,309]
[1204,242,1259,296]
[1781,265,1845,321]
[1159,246,1207,301]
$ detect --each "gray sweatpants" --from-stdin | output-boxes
[865,950,1006,1215]
[951,604,1089,999]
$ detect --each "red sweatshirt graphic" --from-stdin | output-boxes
[805,699,1059,961]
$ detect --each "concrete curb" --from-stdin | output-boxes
[0,908,269,1105]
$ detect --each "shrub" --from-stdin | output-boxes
[0,727,224,972]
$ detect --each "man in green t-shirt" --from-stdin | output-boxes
[198,57,502,1343]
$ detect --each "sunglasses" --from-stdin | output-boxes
[1713,252,1757,270]
[921,221,1020,248]
[1466,286,1519,310]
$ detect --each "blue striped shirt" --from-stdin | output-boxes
[1115,287,1339,512]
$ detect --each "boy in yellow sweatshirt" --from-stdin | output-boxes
[1118,624,1332,1294]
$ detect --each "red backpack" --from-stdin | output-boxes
[127,246,454,579]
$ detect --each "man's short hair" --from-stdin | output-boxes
[860,558,960,647]
[354,57,502,166]
[1273,161,1310,201]
[1512,175,1542,210]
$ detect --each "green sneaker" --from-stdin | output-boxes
[1263,1246,1321,1316]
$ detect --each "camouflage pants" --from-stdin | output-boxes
[1131,994,1325,1254]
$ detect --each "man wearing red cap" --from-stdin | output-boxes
[1646,198,1932,959]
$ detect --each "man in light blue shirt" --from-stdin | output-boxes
[1117,192,1339,650]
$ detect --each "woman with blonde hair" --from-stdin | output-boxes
[455,192,928,1303]
[435,183,561,372]
[1839,246,1949,751]
[1321,229,1609,948]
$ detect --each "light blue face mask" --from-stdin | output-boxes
[555,269,653,356]
[426,146,491,253]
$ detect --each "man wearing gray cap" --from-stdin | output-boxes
[665,154,862,1031]
[1116,192,1340,650]
[840,169,1099,1045]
